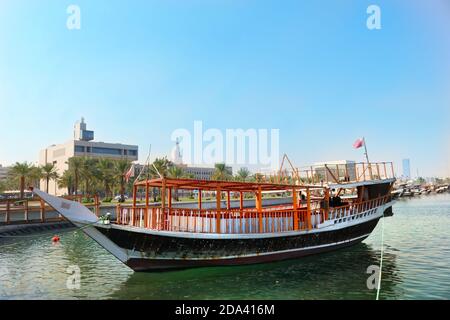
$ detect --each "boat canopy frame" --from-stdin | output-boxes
[116,162,395,235]
[134,177,325,193]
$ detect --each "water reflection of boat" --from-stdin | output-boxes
[33,161,396,272]
[108,242,401,300]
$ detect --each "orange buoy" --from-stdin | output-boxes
[52,235,60,243]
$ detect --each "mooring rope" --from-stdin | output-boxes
[376,213,385,300]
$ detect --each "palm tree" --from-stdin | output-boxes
[114,159,131,202]
[41,163,59,193]
[97,158,115,198]
[29,166,43,189]
[212,163,232,181]
[58,170,75,195]
[168,166,186,201]
[235,167,251,182]
[67,157,83,195]
[80,157,98,195]
[150,157,173,178]
[253,173,264,183]
[148,157,174,202]
[9,162,35,198]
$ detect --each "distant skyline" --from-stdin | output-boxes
[0,1,449,177]
[402,158,411,179]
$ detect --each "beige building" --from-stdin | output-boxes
[180,165,232,181]
[0,164,10,181]
[313,160,356,182]
[39,118,138,195]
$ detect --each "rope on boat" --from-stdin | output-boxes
[376,213,385,300]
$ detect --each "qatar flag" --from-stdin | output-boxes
[353,138,365,149]
[125,164,135,182]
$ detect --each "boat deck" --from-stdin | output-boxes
[113,161,395,235]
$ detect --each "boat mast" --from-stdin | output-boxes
[363,137,373,179]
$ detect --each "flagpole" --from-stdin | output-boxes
[363,137,373,179]
[363,137,370,164]
[146,145,152,180]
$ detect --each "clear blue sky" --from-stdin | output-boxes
[0,0,449,177]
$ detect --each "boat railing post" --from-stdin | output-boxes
[226,193,231,233]
[293,188,298,230]
[132,184,137,227]
[40,199,45,222]
[161,179,166,230]
[198,189,202,211]
[216,188,222,234]
[197,189,202,233]
[116,204,121,224]
[306,188,312,230]
[6,200,10,224]
[24,199,29,223]
[369,163,374,180]
[239,191,244,233]
[145,181,150,228]
[325,188,330,221]
[257,186,263,233]
[95,194,100,217]
[390,162,395,178]
[168,187,172,230]
[152,207,156,230]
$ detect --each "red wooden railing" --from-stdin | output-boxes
[116,195,391,234]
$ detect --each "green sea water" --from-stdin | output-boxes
[1,193,449,300]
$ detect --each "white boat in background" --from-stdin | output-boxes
[436,186,449,193]
[391,188,404,198]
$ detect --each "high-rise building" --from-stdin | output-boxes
[74,117,94,141]
[402,159,411,179]
[39,118,138,195]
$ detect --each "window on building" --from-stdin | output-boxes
[91,147,122,155]
[75,146,85,153]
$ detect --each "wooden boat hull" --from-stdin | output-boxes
[125,236,369,271]
[94,217,380,271]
